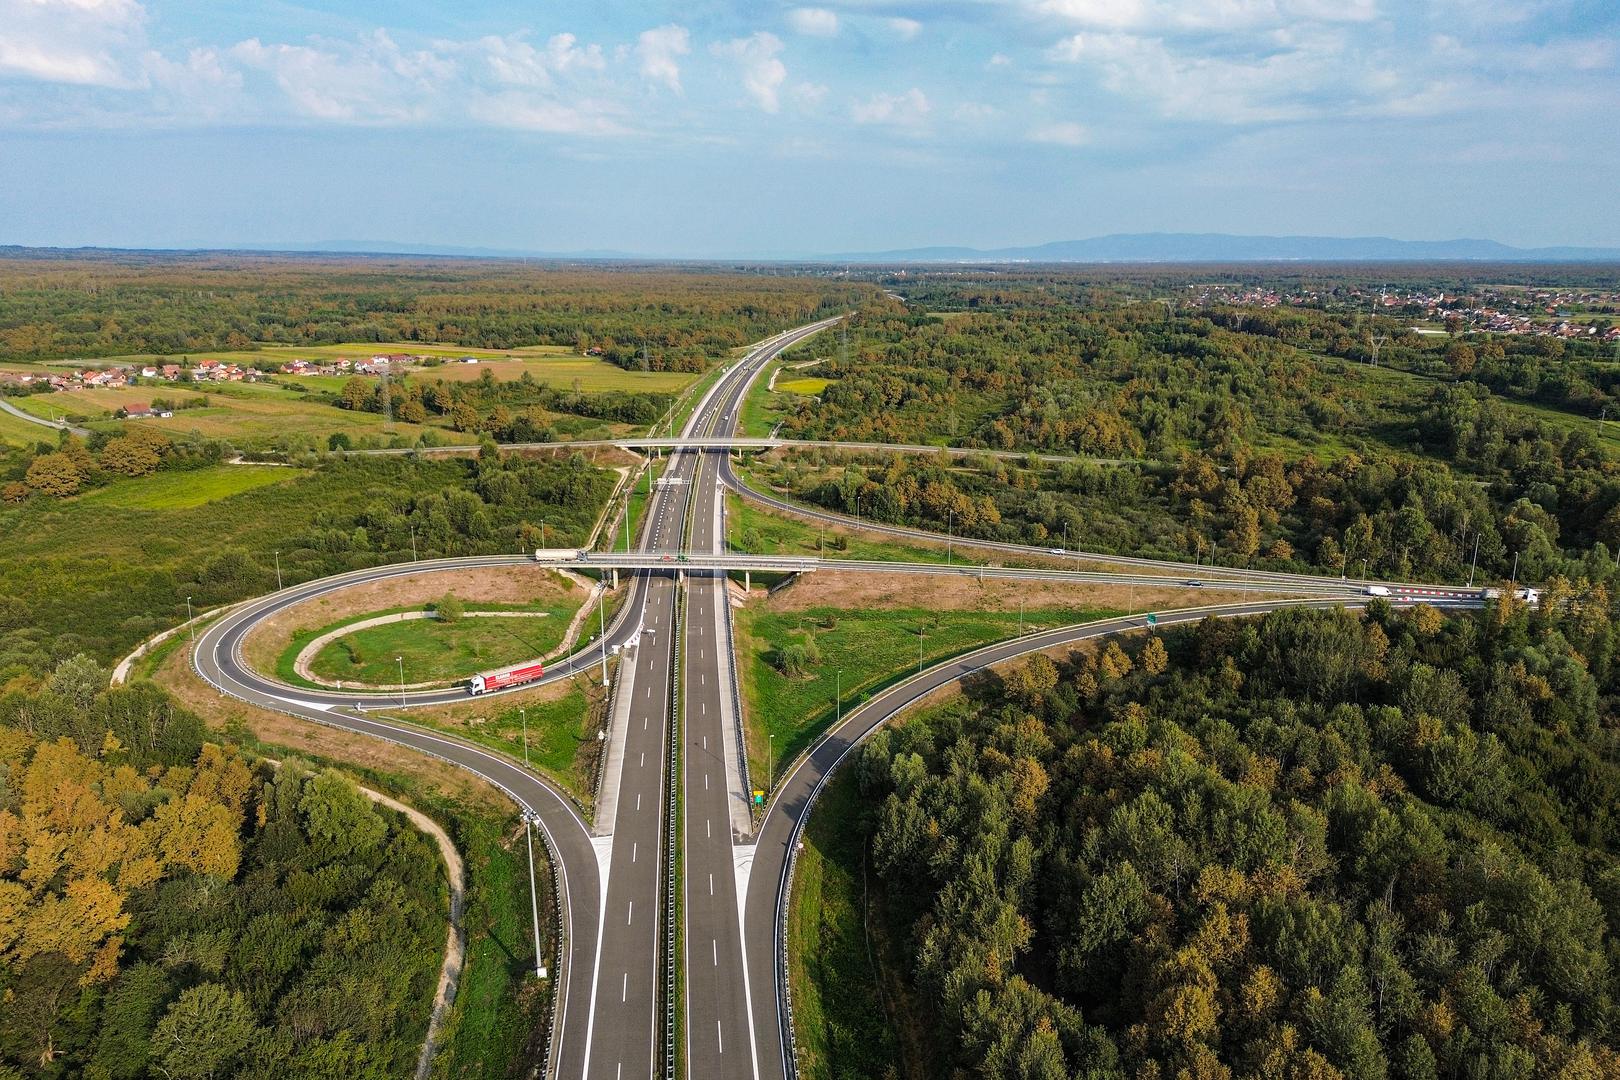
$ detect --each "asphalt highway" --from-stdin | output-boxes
[678,325,832,1079]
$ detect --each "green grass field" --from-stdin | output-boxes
[311,608,574,687]
[0,405,53,449]
[78,465,302,510]
[790,764,903,1080]
[737,602,1117,790]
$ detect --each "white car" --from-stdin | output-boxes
[1048,548,1065,555]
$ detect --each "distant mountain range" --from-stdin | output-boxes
[826,233,1620,263]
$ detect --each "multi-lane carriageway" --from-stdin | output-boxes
[192,315,1488,1079]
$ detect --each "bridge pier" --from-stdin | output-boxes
[743,570,750,593]
[611,568,619,588]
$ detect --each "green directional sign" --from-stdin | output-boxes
[1145,613,1158,626]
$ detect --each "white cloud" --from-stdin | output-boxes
[850,87,930,127]
[888,17,923,41]
[1047,27,1439,123]
[230,31,451,123]
[1029,120,1087,145]
[634,24,688,92]
[0,0,146,85]
[711,32,788,113]
[787,8,840,37]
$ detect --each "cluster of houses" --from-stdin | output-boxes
[1,350,493,399]
[275,352,466,377]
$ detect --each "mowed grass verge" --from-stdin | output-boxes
[789,763,904,1080]
[736,602,1117,791]
[78,464,302,510]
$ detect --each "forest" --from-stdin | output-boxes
[833,594,1620,1080]
[0,252,870,370]
[0,674,446,1078]
[754,297,1620,585]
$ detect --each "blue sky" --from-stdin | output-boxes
[0,0,1616,255]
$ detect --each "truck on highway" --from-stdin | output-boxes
[533,548,589,562]
[468,661,545,696]
[1481,586,1542,606]
[1364,585,1391,596]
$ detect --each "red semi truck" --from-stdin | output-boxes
[467,661,545,696]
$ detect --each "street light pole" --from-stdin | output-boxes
[524,815,545,980]
[598,590,609,687]
[396,656,404,707]
[274,550,282,591]
[1468,532,1481,588]
[835,669,843,729]
[768,734,774,793]
[410,525,418,562]
[947,508,953,566]
[186,596,194,646]
[521,708,529,768]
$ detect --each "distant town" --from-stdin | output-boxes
[1184,283,1620,342]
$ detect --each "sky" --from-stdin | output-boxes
[0,0,1616,256]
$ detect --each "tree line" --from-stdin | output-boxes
[0,253,871,367]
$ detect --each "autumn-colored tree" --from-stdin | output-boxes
[98,435,161,476]
[1140,637,1169,676]
[25,452,86,497]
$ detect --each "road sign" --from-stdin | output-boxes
[1145,613,1158,626]
[752,790,765,805]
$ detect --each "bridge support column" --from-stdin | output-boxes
[744,570,750,593]
[611,569,619,588]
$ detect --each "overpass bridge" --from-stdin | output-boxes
[338,436,1117,466]
[534,550,1481,600]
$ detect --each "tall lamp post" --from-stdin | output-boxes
[274,550,282,591]
[396,656,404,707]
[835,668,843,729]
[521,707,529,768]
[186,596,195,647]
[524,814,546,980]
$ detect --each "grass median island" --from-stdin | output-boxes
[737,600,1118,790]
[408,677,605,807]
[308,603,576,687]
[726,490,964,565]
